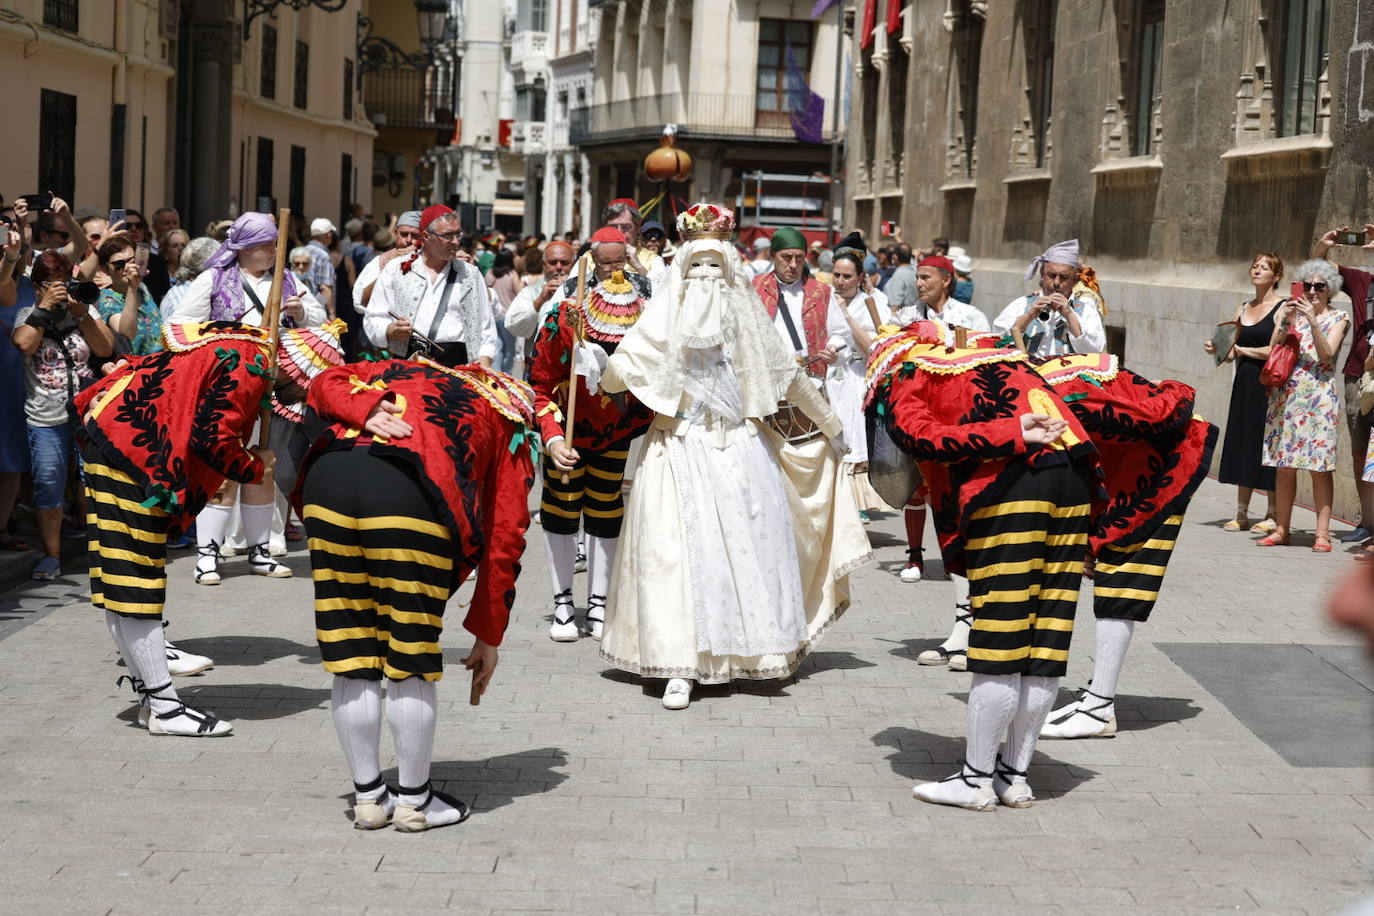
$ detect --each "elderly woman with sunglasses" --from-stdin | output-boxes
[1258,260,1349,550]
[95,237,162,356]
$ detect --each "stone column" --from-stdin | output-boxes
[185,4,235,230]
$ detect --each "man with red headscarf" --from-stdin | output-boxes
[362,205,498,369]
[531,226,652,642]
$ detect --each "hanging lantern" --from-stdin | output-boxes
[644,124,693,183]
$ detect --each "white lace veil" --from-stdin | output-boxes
[601,238,800,419]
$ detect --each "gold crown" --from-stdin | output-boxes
[681,228,734,241]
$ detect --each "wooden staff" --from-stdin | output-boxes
[560,257,588,483]
[255,208,292,451]
[863,294,883,333]
[954,327,969,348]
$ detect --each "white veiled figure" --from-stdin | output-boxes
[599,237,859,687]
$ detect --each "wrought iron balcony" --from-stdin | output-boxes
[362,65,456,132]
[568,92,835,146]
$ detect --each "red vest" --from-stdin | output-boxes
[76,323,273,524]
[753,273,831,378]
[1034,354,1218,553]
[297,359,537,648]
[529,299,652,451]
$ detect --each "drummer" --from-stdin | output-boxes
[752,227,853,376]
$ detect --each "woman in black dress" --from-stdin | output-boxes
[1204,252,1285,532]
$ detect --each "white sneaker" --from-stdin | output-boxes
[549,590,579,642]
[165,642,214,677]
[248,544,293,578]
[898,562,923,583]
[1040,691,1117,739]
[662,678,692,710]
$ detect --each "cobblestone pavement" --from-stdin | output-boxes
[1,478,1372,915]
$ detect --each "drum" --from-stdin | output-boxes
[865,410,923,510]
[768,399,826,444]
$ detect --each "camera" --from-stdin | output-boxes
[64,278,99,305]
[1039,310,1052,321]
[1336,229,1366,246]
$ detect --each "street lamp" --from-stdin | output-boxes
[416,0,450,57]
[358,0,455,73]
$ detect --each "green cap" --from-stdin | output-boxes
[770,227,807,254]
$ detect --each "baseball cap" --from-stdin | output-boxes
[310,217,338,236]
[344,218,363,235]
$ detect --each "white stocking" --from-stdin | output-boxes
[195,503,232,574]
[545,531,576,596]
[241,502,275,548]
[1004,675,1058,773]
[1090,618,1135,700]
[113,614,179,716]
[966,673,1019,778]
[586,535,617,600]
[942,575,972,653]
[106,609,133,668]
[331,677,384,798]
[388,676,462,826]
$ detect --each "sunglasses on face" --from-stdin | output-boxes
[291,261,311,269]
[125,222,146,230]
[1303,282,1328,292]
[108,257,133,270]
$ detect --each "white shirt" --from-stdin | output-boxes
[163,269,327,327]
[503,277,558,340]
[363,256,499,361]
[832,288,895,340]
[748,258,773,278]
[771,277,852,359]
[351,253,386,315]
[897,297,991,333]
[992,292,1106,357]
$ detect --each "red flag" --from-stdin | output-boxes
[886,0,903,34]
[859,0,877,49]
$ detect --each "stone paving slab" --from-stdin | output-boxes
[0,477,1371,914]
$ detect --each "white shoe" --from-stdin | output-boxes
[219,544,242,558]
[898,562,923,583]
[352,780,396,830]
[194,543,221,586]
[140,682,233,737]
[947,652,967,672]
[912,762,997,811]
[662,678,692,709]
[585,596,605,641]
[269,542,289,558]
[1040,690,1117,739]
[248,544,293,578]
[574,549,587,573]
[393,786,470,833]
[165,642,213,677]
[993,756,1034,808]
[549,590,579,642]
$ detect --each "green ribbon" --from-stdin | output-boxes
[1062,391,1089,403]
[508,424,542,459]
[246,352,273,378]
[899,361,916,379]
[214,347,241,370]
[1076,373,1104,388]
[998,334,1016,348]
[259,395,274,410]
[139,483,179,511]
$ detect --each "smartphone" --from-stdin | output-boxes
[1291,281,1304,301]
[256,196,274,214]
[135,242,150,269]
[1336,229,1366,246]
[108,208,126,226]
[22,193,53,211]
[881,220,896,236]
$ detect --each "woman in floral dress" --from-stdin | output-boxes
[1260,260,1350,550]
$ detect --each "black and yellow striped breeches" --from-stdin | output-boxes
[964,463,1091,678]
[84,451,170,620]
[539,444,630,538]
[1093,514,1183,622]
[302,448,456,682]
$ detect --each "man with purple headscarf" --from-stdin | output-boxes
[992,239,1105,358]
[164,211,327,588]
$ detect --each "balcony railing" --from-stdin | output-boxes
[362,65,456,132]
[569,92,834,145]
[510,30,548,68]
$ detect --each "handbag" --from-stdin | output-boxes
[1260,332,1300,388]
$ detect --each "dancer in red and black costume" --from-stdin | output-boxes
[297,356,536,831]
[868,320,1105,810]
[77,322,280,737]
[531,226,651,642]
[1032,354,1218,739]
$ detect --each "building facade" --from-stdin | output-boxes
[570,0,844,236]
[0,0,176,216]
[848,0,1373,516]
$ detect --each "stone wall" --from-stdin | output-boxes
[848,0,1374,522]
